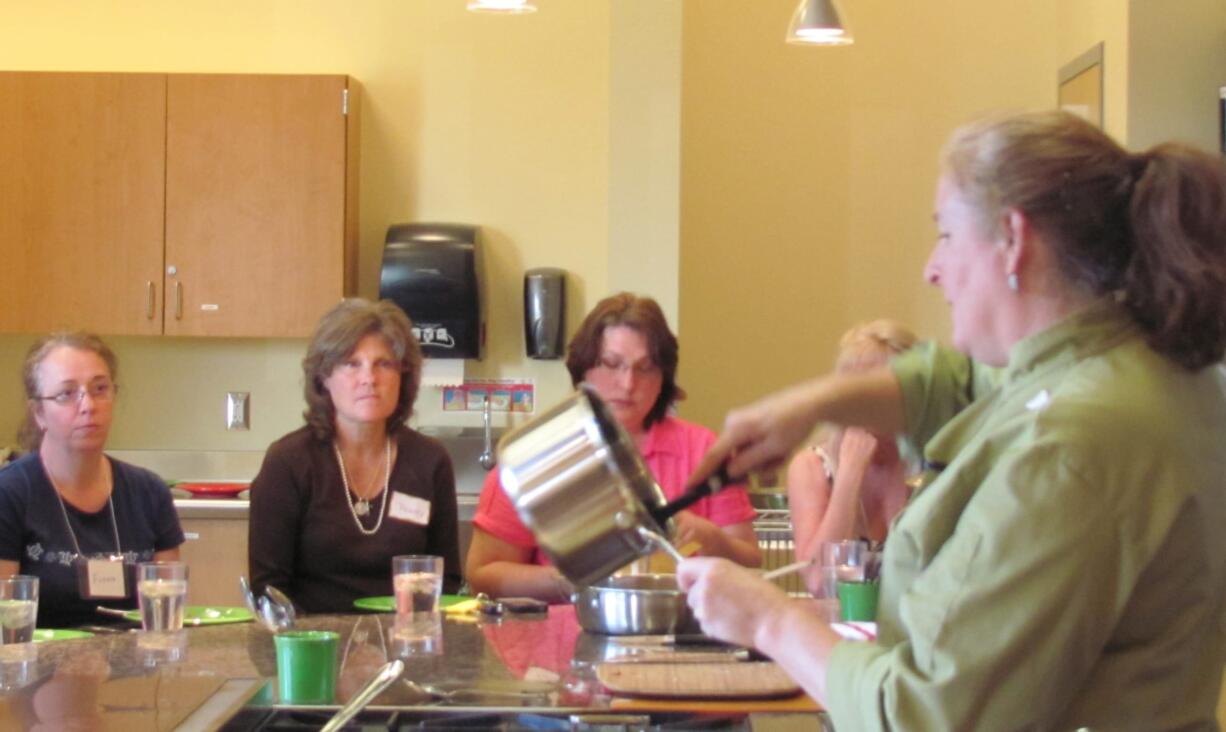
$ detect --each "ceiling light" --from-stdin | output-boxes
[786,0,853,46]
[467,0,537,13]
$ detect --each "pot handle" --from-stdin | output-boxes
[649,464,735,524]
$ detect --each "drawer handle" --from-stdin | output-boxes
[145,281,156,319]
[174,281,183,320]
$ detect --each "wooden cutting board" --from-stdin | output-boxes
[596,661,802,699]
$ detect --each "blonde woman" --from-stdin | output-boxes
[786,320,917,578]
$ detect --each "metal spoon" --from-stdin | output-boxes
[321,659,403,732]
[238,576,260,617]
[259,596,295,633]
[240,577,286,633]
[263,585,297,628]
[636,525,687,565]
[402,678,551,702]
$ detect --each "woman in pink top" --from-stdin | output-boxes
[466,293,761,602]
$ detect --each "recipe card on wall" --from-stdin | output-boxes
[442,379,534,413]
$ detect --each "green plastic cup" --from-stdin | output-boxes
[274,630,338,704]
[837,580,879,622]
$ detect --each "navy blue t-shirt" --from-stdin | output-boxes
[0,453,185,628]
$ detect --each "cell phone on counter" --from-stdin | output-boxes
[480,596,548,616]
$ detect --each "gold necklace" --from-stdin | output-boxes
[333,438,391,536]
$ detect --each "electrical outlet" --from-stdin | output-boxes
[226,392,250,431]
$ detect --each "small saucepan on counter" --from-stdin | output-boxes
[573,574,700,636]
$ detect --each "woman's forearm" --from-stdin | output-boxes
[703,368,905,482]
[804,368,906,436]
[812,458,869,544]
[754,598,843,703]
[707,526,763,567]
[466,562,572,603]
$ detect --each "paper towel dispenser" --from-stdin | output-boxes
[379,223,483,360]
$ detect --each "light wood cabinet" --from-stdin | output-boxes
[0,72,167,335]
[0,71,359,338]
[178,511,249,608]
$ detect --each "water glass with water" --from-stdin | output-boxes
[137,561,188,632]
[390,611,444,657]
[392,555,443,615]
[0,576,38,645]
[817,540,867,599]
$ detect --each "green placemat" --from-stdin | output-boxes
[33,629,95,642]
[353,594,466,613]
[121,606,254,626]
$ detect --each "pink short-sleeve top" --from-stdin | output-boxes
[472,416,757,565]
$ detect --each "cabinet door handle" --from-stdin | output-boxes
[174,281,183,320]
[145,281,156,319]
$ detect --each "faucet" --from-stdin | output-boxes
[479,398,496,470]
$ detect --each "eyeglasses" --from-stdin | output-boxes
[36,381,117,406]
[595,355,661,379]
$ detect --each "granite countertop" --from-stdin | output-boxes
[0,608,608,728]
[0,607,821,728]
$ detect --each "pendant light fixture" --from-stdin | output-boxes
[786,0,853,46]
[467,0,537,13]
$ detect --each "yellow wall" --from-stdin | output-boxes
[0,0,625,450]
[1058,0,1131,141]
[677,0,1062,430]
[1127,0,1226,152]
[676,0,1220,433]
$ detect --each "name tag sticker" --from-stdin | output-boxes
[85,557,128,599]
[389,492,431,525]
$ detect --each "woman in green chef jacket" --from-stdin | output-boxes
[679,110,1226,731]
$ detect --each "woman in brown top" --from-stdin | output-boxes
[248,299,460,612]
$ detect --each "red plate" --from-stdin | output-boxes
[177,482,249,496]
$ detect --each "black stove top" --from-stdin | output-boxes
[219,708,827,731]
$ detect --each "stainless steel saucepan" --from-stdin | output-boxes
[497,386,734,586]
[573,573,700,636]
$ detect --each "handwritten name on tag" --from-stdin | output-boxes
[87,558,128,599]
[389,492,431,525]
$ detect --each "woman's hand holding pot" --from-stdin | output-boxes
[692,380,829,483]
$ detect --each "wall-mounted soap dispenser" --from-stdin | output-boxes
[379,223,483,360]
[523,268,566,359]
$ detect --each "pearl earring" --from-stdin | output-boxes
[1007,273,1020,292]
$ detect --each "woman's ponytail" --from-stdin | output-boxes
[1123,144,1226,369]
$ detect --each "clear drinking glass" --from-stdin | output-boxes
[137,629,188,666]
[391,555,443,615]
[137,561,188,632]
[0,576,38,644]
[389,612,444,657]
[817,540,867,599]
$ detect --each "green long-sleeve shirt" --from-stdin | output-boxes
[826,301,1226,731]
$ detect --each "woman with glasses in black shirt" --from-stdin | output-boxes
[0,333,183,628]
